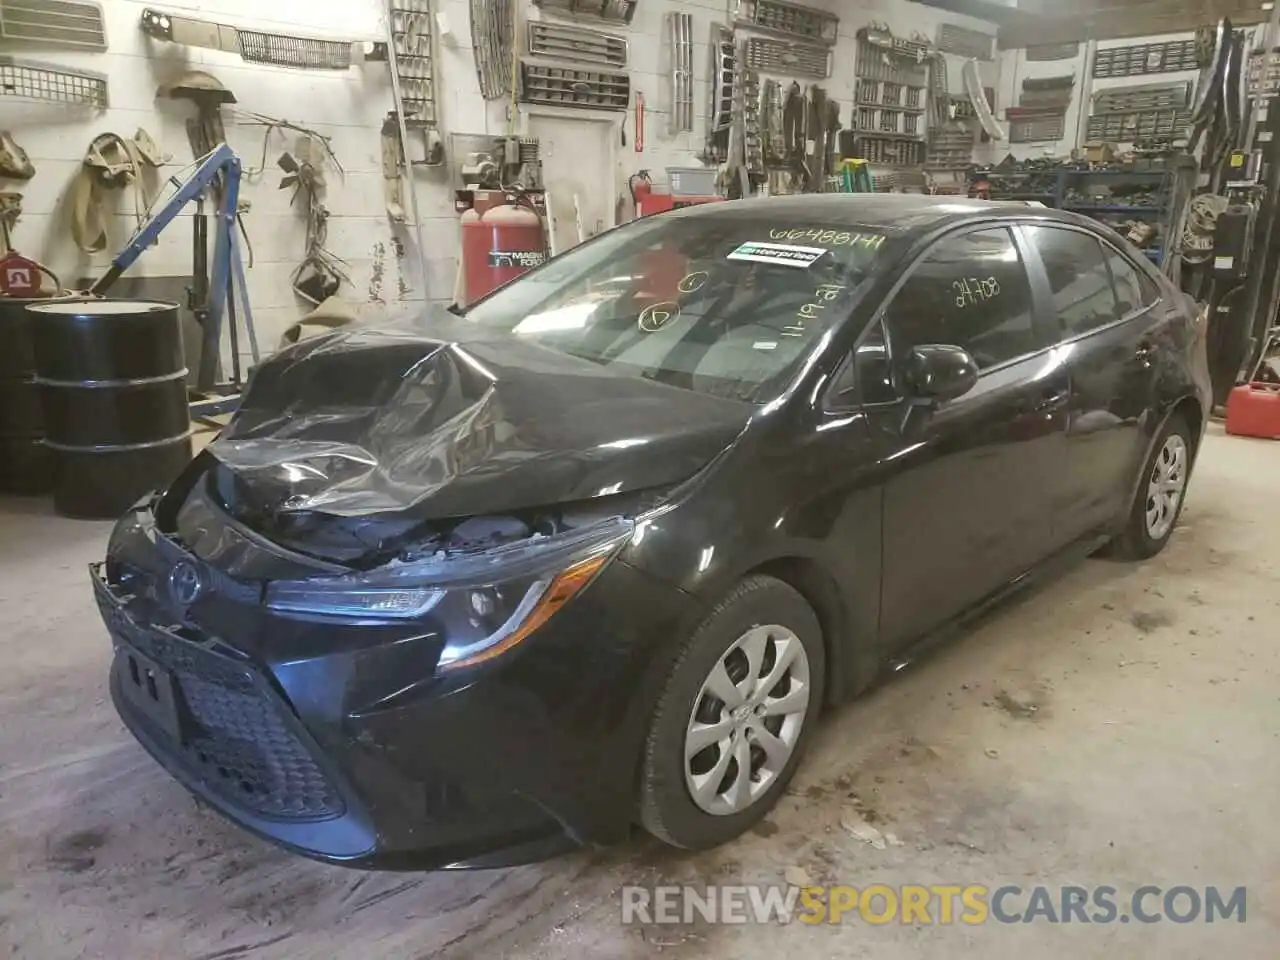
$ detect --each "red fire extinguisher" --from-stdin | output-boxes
[460,197,546,306]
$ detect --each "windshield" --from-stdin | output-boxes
[465,212,890,403]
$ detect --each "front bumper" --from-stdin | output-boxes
[95,506,695,869]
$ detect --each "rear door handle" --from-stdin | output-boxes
[1135,340,1156,364]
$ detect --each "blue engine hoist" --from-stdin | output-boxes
[89,143,259,419]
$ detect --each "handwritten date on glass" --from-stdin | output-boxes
[953,276,1001,309]
[784,283,845,338]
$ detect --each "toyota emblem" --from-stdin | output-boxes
[168,561,204,607]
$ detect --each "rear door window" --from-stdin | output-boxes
[1023,225,1118,339]
[1104,248,1155,319]
[882,227,1038,371]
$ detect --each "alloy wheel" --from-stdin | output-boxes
[683,624,811,816]
[1145,433,1188,541]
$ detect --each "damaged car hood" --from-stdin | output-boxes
[205,308,753,523]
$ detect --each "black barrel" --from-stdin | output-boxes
[0,296,60,494]
[29,299,194,519]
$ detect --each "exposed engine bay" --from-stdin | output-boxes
[161,451,668,572]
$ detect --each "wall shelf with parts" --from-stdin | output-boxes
[970,167,1179,265]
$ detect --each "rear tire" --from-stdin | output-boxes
[1108,413,1193,561]
[639,575,824,850]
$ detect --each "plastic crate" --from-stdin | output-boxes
[667,166,718,196]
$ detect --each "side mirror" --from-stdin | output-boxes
[903,344,979,404]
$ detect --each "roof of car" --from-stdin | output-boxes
[669,193,1073,236]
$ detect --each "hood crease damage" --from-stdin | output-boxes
[166,310,751,572]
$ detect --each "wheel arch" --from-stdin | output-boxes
[745,555,877,707]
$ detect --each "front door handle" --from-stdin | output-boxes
[1031,388,1070,413]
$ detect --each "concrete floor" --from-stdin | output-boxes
[1,425,1277,959]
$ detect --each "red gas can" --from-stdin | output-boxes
[461,201,546,306]
[1225,382,1280,439]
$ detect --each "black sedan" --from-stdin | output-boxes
[94,195,1210,869]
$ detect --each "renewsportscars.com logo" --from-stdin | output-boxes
[621,884,1247,926]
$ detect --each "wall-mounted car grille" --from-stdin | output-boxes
[0,0,105,50]
[668,11,693,133]
[1093,82,1190,115]
[531,0,636,26]
[744,37,830,79]
[139,8,378,71]
[926,123,975,170]
[708,25,735,134]
[1249,50,1280,99]
[855,38,927,86]
[520,61,629,110]
[1025,42,1079,62]
[1093,39,1199,78]
[1019,75,1074,109]
[0,55,107,107]
[735,0,837,45]
[1006,108,1066,143]
[851,135,924,167]
[471,0,513,99]
[936,23,992,61]
[239,31,354,69]
[1087,109,1189,143]
[528,21,627,68]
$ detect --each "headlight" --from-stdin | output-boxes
[265,516,634,671]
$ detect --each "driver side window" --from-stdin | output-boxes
[883,227,1037,371]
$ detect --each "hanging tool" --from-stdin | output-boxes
[88,143,258,418]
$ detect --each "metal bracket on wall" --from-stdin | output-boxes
[470,0,513,100]
[735,0,837,46]
[0,55,107,107]
[139,8,383,69]
[0,0,106,50]
[528,21,627,68]
[668,11,693,133]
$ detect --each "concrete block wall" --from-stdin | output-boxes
[3,0,1003,377]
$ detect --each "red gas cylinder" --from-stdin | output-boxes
[1225,382,1280,439]
[461,201,546,306]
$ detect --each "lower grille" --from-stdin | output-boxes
[103,593,344,822]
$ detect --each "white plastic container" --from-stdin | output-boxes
[666,166,718,196]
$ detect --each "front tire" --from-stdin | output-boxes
[639,575,825,850]
[1108,413,1193,560]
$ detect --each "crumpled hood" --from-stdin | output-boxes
[206,308,753,521]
